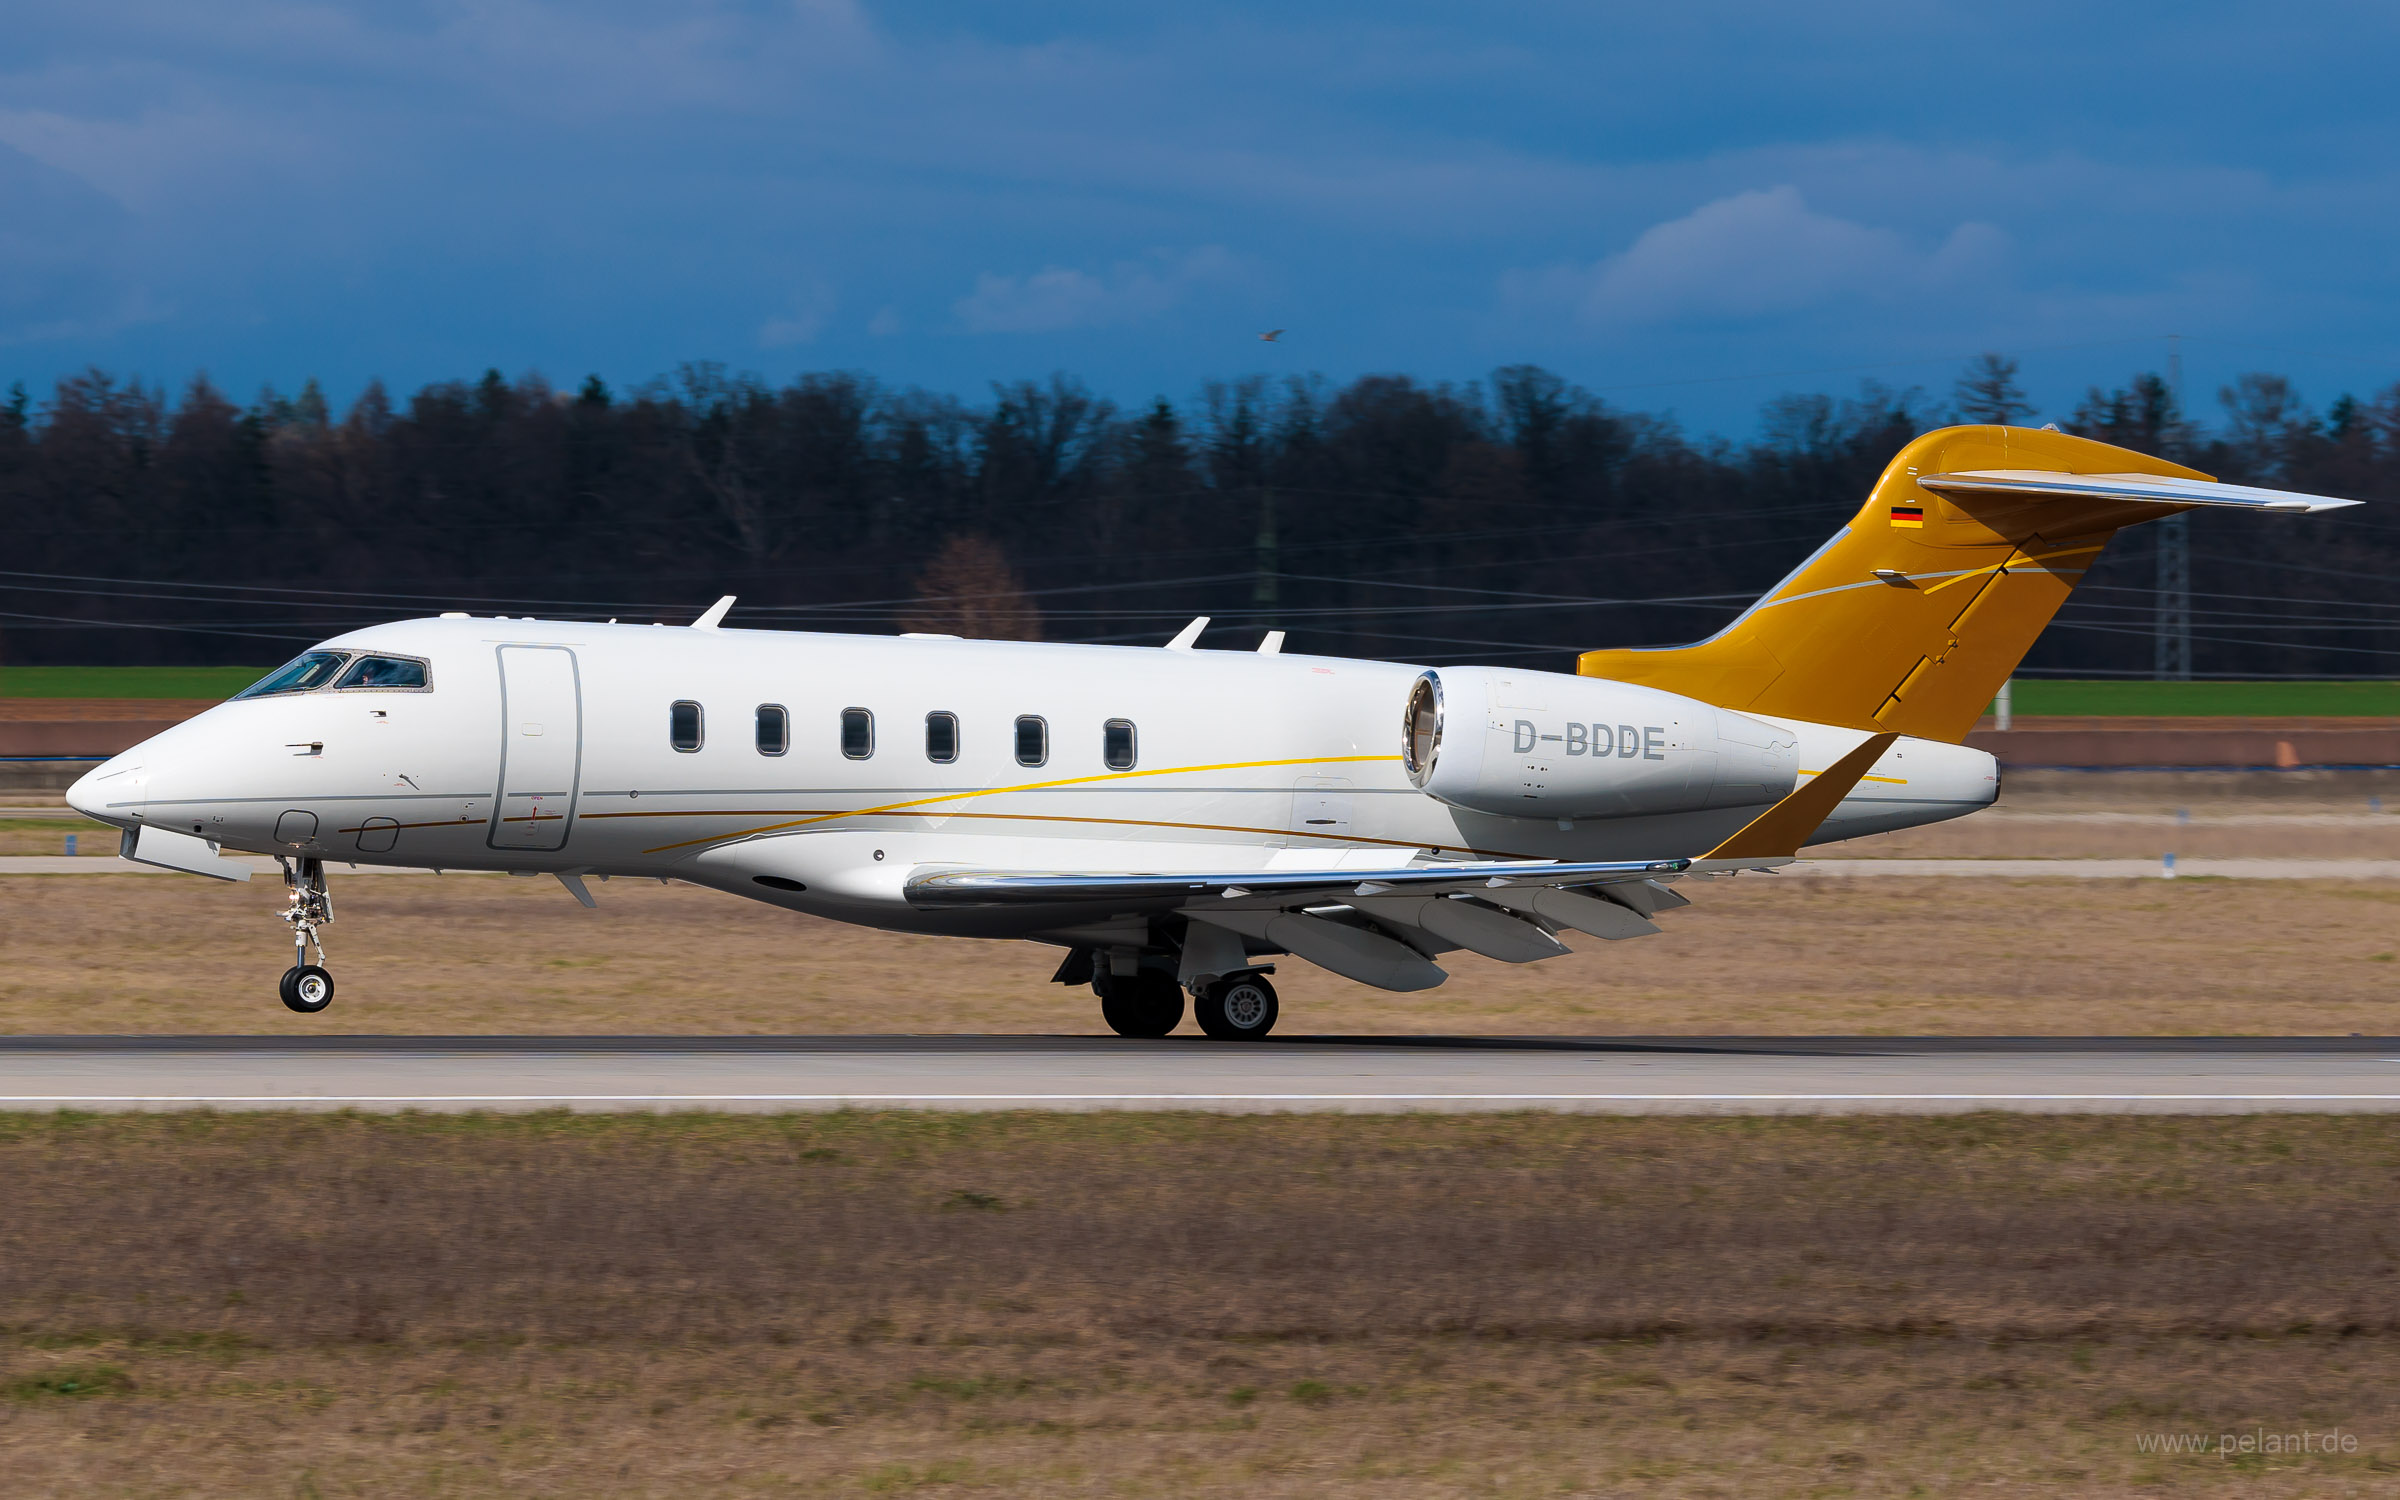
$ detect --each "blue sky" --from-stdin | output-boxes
[5,0,2399,435]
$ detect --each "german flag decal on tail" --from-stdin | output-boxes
[1888,503,1924,528]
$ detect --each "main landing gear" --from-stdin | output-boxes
[1091,965,1279,1040]
[277,856,336,1014]
[1193,973,1279,1041]
[1095,968,1182,1038]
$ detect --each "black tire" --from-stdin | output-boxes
[1096,969,1183,1038]
[1195,974,1278,1041]
[279,964,334,1014]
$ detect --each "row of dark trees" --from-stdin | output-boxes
[1,357,2396,676]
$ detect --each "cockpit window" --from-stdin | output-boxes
[334,655,431,691]
[235,651,351,699]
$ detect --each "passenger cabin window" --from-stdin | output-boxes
[235,651,350,699]
[669,700,703,752]
[840,708,874,760]
[755,704,789,756]
[1103,718,1137,771]
[333,655,429,691]
[925,711,959,764]
[1014,715,1048,768]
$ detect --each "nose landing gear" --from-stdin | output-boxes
[277,856,336,1014]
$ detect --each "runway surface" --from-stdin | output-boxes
[4,1034,2398,1113]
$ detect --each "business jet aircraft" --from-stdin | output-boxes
[67,426,2357,1037]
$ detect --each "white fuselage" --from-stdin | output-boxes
[67,618,1996,941]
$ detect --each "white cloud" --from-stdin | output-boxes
[1510,186,2008,326]
[755,310,823,349]
[755,283,835,349]
[953,246,1236,334]
[0,102,320,210]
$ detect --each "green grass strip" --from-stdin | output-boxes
[0,666,270,699]
[1996,679,2400,717]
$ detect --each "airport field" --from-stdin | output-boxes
[2,773,2399,1037]
[0,864,2395,1037]
[1,1110,2396,1497]
[3,778,2397,1494]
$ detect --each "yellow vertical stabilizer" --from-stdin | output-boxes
[1576,426,2215,743]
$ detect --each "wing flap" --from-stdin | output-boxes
[1478,885,1662,941]
[1191,908,1448,991]
[1345,893,1572,963]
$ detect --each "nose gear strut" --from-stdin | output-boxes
[276,856,336,1013]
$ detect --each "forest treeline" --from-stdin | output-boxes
[0,357,2395,676]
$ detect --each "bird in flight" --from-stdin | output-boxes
[1259,329,1284,342]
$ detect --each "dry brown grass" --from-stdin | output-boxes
[1846,818,2400,859]
[4,870,2397,1036]
[2,1112,2398,1496]
[6,768,2398,1036]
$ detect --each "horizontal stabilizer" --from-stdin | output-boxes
[1917,470,2360,514]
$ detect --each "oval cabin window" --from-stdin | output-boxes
[925,712,959,764]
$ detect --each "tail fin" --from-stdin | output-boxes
[1577,425,2359,742]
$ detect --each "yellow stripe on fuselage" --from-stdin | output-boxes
[627,753,1405,854]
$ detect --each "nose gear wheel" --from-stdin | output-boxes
[276,856,336,1013]
[279,964,335,1013]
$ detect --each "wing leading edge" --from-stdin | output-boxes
[904,855,1691,912]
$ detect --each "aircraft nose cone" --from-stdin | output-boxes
[65,755,143,826]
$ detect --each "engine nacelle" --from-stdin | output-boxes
[1401,667,1798,820]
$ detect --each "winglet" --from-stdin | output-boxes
[1165,616,1209,650]
[692,595,736,629]
[1693,731,1899,867]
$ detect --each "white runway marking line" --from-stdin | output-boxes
[5,856,2400,879]
[7,1093,2400,1105]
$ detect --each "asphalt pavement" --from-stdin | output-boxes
[2,1033,2396,1113]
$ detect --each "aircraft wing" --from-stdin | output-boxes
[905,856,1707,991]
[901,734,1900,993]
[902,855,1693,911]
[906,729,1897,913]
